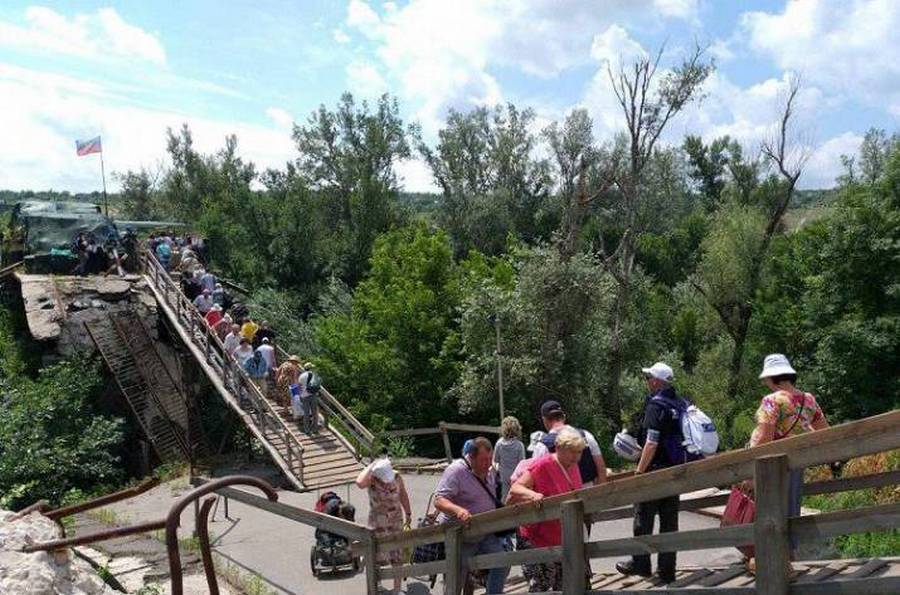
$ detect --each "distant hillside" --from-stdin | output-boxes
[792,188,839,209]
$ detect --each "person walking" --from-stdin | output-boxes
[355,458,411,595]
[749,353,829,557]
[616,362,684,584]
[223,324,242,355]
[531,401,607,486]
[193,289,214,314]
[508,427,586,592]
[240,317,260,344]
[493,416,526,500]
[243,349,269,398]
[433,436,510,594]
[234,338,254,366]
[293,364,320,434]
[275,355,302,409]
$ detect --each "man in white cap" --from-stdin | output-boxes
[617,361,681,583]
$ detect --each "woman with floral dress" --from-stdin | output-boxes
[355,458,411,594]
[749,353,829,556]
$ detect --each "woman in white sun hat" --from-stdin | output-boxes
[356,457,411,594]
[749,353,829,556]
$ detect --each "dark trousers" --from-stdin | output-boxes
[632,494,679,576]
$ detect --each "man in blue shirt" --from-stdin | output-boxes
[617,362,682,584]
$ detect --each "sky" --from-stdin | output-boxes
[1,0,898,193]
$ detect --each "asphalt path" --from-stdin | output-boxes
[106,471,742,594]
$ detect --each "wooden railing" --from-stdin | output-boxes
[383,422,501,463]
[142,251,306,488]
[273,343,376,456]
[372,409,900,594]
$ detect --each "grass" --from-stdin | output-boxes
[217,558,276,595]
[803,450,900,558]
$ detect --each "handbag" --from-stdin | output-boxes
[721,487,756,558]
[411,494,445,564]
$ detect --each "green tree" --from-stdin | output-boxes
[114,167,162,220]
[313,225,463,430]
[0,354,125,509]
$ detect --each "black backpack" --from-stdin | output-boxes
[540,428,599,483]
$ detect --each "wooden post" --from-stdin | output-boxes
[754,454,791,595]
[561,499,587,594]
[440,422,453,463]
[365,533,379,595]
[445,525,464,595]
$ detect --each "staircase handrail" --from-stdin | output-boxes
[141,250,306,486]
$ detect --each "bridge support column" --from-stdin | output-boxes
[561,499,587,594]
[754,454,791,595]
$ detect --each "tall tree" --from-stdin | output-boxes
[598,44,713,430]
[420,104,553,255]
[693,78,808,430]
[293,93,412,283]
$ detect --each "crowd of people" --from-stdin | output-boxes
[358,354,829,594]
[143,231,830,593]
[147,231,324,435]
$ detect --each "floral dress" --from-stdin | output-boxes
[755,390,825,439]
[368,478,404,565]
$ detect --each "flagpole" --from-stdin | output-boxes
[99,149,108,217]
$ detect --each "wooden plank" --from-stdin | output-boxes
[382,427,442,437]
[841,558,887,579]
[469,544,562,571]
[561,500,586,594]
[754,455,791,595]
[445,526,463,595]
[380,559,447,580]
[442,422,501,434]
[365,537,379,595]
[668,568,713,588]
[792,502,900,544]
[699,565,749,587]
[587,587,754,594]
[792,576,900,595]
[215,486,370,541]
[580,524,753,559]
[440,423,453,463]
[793,561,849,584]
[804,470,900,496]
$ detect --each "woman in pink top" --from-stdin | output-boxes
[508,427,586,592]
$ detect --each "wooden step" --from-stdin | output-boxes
[303,463,365,482]
[306,472,361,490]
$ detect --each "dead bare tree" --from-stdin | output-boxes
[597,43,712,430]
[694,76,810,417]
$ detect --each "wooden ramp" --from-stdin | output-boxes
[481,558,900,593]
[142,251,369,491]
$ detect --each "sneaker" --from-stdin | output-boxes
[616,561,652,578]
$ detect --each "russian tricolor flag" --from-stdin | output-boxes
[75,136,102,156]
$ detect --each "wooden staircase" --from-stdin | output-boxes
[85,311,207,463]
[142,251,370,490]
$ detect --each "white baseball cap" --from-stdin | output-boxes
[641,362,674,382]
[759,353,797,379]
[371,458,395,483]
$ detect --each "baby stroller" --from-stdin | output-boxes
[310,492,361,578]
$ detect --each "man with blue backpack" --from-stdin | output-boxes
[616,361,718,584]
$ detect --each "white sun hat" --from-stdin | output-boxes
[641,362,674,382]
[527,431,546,452]
[759,353,797,379]
[371,458,395,483]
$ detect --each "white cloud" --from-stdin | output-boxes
[346,61,388,98]
[265,107,294,129]
[0,64,293,192]
[590,24,647,65]
[332,28,351,44]
[742,0,900,116]
[0,6,165,64]
[395,158,439,193]
[803,131,862,188]
[345,0,699,136]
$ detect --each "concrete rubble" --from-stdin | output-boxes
[0,509,114,594]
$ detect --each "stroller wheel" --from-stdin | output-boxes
[310,548,319,578]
